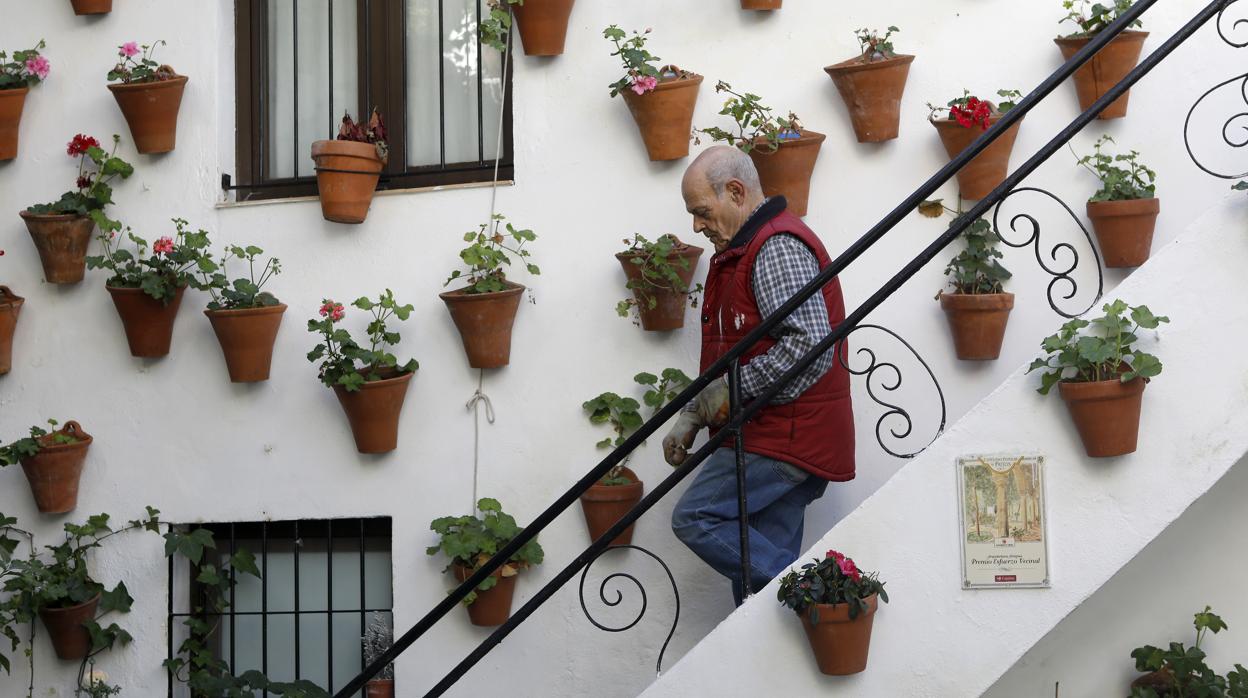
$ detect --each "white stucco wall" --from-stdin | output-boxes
[0,0,1239,696]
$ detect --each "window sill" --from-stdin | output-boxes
[215,179,516,210]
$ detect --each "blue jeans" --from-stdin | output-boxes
[671,448,828,606]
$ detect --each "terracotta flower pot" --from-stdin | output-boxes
[0,87,29,161]
[108,75,188,154]
[747,130,826,218]
[364,679,394,698]
[453,564,518,627]
[579,467,644,546]
[1086,197,1160,268]
[106,285,186,358]
[824,55,915,143]
[19,421,92,514]
[1058,377,1146,457]
[332,372,413,454]
[0,287,24,375]
[1055,31,1149,120]
[440,282,524,368]
[311,140,385,224]
[19,211,96,284]
[799,593,879,676]
[931,115,1023,201]
[616,244,704,331]
[205,304,286,383]
[39,594,100,660]
[511,0,576,56]
[70,0,112,14]
[741,0,782,9]
[938,292,1015,361]
[621,74,703,161]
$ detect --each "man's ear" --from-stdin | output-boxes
[726,179,747,206]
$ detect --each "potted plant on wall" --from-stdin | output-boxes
[361,613,395,698]
[928,89,1024,201]
[21,134,134,285]
[1,419,93,514]
[919,199,1014,360]
[481,0,576,56]
[107,41,187,154]
[777,549,889,676]
[0,250,22,376]
[312,109,388,225]
[70,0,112,15]
[1055,0,1148,120]
[307,290,419,454]
[1028,300,1167,457]
[581,369,691,546]
[441,214,539,368]
[0,40,49,161]
[604,26,702,162]
[426,498,545,627]
[616,234,703,331]
[697,81,825,217]
[86,217,210,358]
[1128,607,1246,695]
[1074,135,1159,268]
[193,243,285,383]
[824,27,915,143]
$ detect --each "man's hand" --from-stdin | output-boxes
[693,376,731,428]
[663,412,704,466]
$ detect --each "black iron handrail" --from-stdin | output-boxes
[335,1,1232,695]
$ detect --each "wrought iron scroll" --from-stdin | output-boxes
[1184,1,1248,179]
[991,187,1104,318]
[836,325,946,459]
[578,545,681,675]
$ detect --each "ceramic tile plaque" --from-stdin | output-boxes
[957,454,1050,589]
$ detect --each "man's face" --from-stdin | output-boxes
[682,174,747,254]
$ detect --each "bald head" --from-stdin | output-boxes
[685,145,764,197]
[682,145,767,253]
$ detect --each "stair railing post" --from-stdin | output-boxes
[728,359,752,600]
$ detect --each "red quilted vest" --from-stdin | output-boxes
[700,206,856,482]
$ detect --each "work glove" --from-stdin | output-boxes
[663,411,704,467]
[693,376,732,429]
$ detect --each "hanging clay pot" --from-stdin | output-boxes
[931,114,1023,201]
[799,593,880,676]
[311,140,385,224]
[938,292,1015,361]
[0,287,23,375]
[205,304,286,383]
[741,0,782,9]
[70,0,112,14]
[511,0,576,57]
[39,594,101,660]
[0,87,29,161]
[1086,197,1160,268]
[1058,376,1146,457]
[621,72,703,161]
[824,54,915,143]
[747,130,826,218]
[19,420,92,514]
[108,75,189,154]
[106,285,185,358]
[616,242,704,331]
[19,211,96,284]
[440,282,524,368]
[1055,31,1149,120]
[453,564,518,627]
[579,467,644,546]
[364,680,395,698]
[332,371,413,454]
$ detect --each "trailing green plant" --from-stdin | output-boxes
[107,40,177,84]
[1073,135,1157,202]
[307,289,419,392]
[86,217,211,303]
[0,40,50,90]
[1027,300,1168,394]
[854,26,899,61]
[445,214,540,295]
[480,0,522,52]
[696,81,803,154]
[918,199,1011,296]
[1061,0,1143,37]
[616,234,704,323]
[25,134,133,219]
[336,108,389,162]
[426,498,545,605]
[777,549,889,624]
[1128,606,1248,697]
[583,369,692,485]
[192,243,282,311]
[927,89,1023,129]
[0,419,79,466]
[79,662,122,697]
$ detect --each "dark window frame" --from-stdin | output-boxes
[231,0,515,202]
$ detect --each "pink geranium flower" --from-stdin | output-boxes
[837,556,862,582]
[319,301,345,322]
[24,56,50,81]
[152,237,175,255]
[120,42,140,58]
[630,75,659,96]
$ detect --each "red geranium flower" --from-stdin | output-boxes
[825,549,845,562]
[67,134,100,157]
[152,236,175,255]
[76,176,92,190]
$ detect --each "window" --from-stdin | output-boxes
[167,518,393,696]
[230,0,513,201]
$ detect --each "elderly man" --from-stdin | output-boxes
[666,145,855,605]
